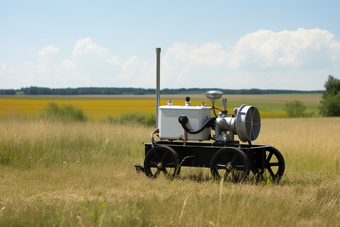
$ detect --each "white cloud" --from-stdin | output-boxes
[228,28,340,70]
[0,63,15,83]
[114,56,144,81]
[105,56,155,88]
[37,46,59,75]
[3,29,340,90]
[0,63,14,75]
[71,37,108,56]
[22,38,153,88]
[106,55,120,66]
[161,43,230,87]
[38,45,59,58]
[157,28,340,90]
[59,38,154,87]
[165,42,227,66]
[23,38,123,86]
[60,37,122,85]
[22,45,60,79]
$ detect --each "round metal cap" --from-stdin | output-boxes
[205,91,223,102]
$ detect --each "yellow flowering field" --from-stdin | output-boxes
[0,99,214,118]
[0,98,154,120]
[0,94,313,120]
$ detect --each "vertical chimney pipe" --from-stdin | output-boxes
[156,48,161,128]
[222,98,227,112]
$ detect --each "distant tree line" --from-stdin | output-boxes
[0,86,324,95]
[0,89,16,95]
[1,87,156,95]
[164,88,323,95]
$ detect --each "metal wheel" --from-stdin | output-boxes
[144,145,180,179]
[210,147,250,184]
[263,147,285,181]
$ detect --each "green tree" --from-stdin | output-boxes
[285,100,307,117]
[319,75,340,116]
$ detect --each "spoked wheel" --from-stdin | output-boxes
[261,146,285,182]
[144,145,180,179]
[210,147,250,184]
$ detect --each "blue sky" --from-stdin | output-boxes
[1,0,340,90]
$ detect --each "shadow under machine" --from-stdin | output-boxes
[135,49,285,183]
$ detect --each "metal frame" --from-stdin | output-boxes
[139,141,285,182]
[145,142,266,169]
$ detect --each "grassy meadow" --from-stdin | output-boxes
[1,93,340,226]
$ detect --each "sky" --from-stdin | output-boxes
[1,0,340,90]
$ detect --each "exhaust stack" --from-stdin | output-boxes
[156,48,161,128]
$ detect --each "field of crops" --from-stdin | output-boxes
[0,93,322,120]
[2,93,339,226]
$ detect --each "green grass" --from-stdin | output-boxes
[212,94,322,115]
[1,117,340,226]
[44,102,87,122]
[217,101,318,116]
[107,112,156,127]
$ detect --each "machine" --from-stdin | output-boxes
[134,48,285,183]
[136,91,285,183]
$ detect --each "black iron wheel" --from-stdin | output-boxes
[263,146,285,181]
[210,147,250,184]
[144,145,180,179]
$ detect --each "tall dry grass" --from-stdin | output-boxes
[0,117,340,226]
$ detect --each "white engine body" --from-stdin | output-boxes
[159,105,212,140]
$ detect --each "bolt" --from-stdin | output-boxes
[157,162,163,169]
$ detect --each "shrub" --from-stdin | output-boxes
[107,112,155,127]
[285,100,311,117]
[45,102,87,122]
